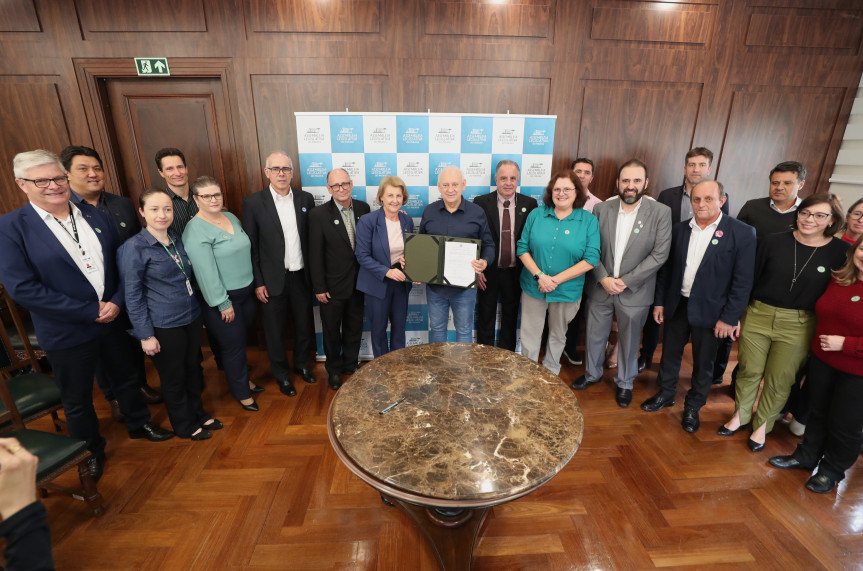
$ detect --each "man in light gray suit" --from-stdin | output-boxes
[570,159,672,407]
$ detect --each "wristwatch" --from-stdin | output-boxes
[533,271,543,281]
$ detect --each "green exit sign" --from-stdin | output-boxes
[134,57,170,76]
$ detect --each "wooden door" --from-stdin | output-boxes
[104,78,240,215]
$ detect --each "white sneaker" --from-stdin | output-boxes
[789,419,806,436]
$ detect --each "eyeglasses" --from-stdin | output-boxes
[195,192,223,202]
[328,182,352,191]
[552,187,575,194]
[798,210,831,221]
[267,167,293,174]
[849,211,863,220]
[19,176,69,188]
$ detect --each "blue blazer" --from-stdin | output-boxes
[355,208,414,300]
[0,202,124,351]
[654,215,756,328]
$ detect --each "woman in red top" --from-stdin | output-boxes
[768,235,863,493]
[840,198,863,244]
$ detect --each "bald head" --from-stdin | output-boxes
[438,166,466,210]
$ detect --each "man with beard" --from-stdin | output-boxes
[570,159,671,407]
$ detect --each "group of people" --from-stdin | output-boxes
[0,144,860,498]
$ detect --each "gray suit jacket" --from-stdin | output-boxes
[586,197,672,307]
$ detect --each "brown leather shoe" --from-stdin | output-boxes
[140,383,163,404]
[109,400,126,423]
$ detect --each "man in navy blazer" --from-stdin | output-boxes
[0,150,173,481]
[308,169,370,390]
[242,151,317,396]
[474,160,537,351]
[642,180,755,433]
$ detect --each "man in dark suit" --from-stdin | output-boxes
[642,147,731,375]
[570,159,671,407]
[0,150,174,481]
[474,160,537,351]
[242,151,316,397]
[308,169,370,390]
[641,180,755,433]
[60,145,162,418]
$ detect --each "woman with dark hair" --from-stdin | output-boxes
[183,176,261,412]
[721,193,847,451]
[517,169,600,375]
[119,188,220,440]
[769,235,863,493]
[840,198,863,244]
[355,176,414,358]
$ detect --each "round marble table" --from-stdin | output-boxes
[327,343,583,570]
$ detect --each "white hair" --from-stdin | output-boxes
[13,149,63,179]
[265,151,292,169]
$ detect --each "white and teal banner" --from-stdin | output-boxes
[295,112,557,360]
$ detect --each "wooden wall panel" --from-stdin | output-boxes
[74,0,207,34]
[0,80,71,213]
[251,75,387,189]
[576,80,703,199]
[422,0,553,38]
[745,7,863,52]
[248,0,382,34]
[590,2,715,46]
[0,0,40,32]
[716,86,845,214]
[418,76,550,114]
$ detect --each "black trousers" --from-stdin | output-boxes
[46,324,151,454]
[150,316,208,438]
[201,285,256,401]
[260,269,314,380]
[94,334,147,401]
[793,354,863,482]
[319,289,364,374]
[655,298,721,410]
[643,303,732,379]
[476,266,521,351]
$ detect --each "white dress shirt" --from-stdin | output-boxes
[269,186,304,271]
[613,200,641,278]
[30,201,105,299]
[681,212,722,297]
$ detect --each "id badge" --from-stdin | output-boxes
[81,255,99,274]
[186,278,194,296]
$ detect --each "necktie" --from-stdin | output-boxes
[342,207,355,250]
[501,200,512,268]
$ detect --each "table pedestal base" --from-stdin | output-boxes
[382,494,489,570]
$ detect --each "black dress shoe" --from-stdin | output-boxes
[278,378,297,397]
[805,472,837,494]
[570,375,601,390]
[87,451,106,483]
[109,400,126,423]
[328,372,342,390]
[140,383,163,404]
[769,455,813,470]
[190,429,211,441]
[682,407,700,433]
[128,422,175,442]
[563,348,583,366]
[640,392,675,412]
[202,418,223,430]
[637,358,648,373]
[747,438,765,452]
[249,384,265,394]
[296,368,316,384]
[717,423,749,437]
[241,401,259,412]
[615,387,632,408]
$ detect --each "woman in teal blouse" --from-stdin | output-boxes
[517,169,600,375]
[183,177,261,412]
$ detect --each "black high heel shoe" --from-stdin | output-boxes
[190,429,212,441]
[249,384,264,394]
[747,437,765,452]
[241,401,259,412]
[717,423,749,437]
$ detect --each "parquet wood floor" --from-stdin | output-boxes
[20,345,863,570]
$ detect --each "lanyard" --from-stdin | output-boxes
[53,211,85,256]
[159,237,187,279]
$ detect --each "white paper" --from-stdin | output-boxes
[443,241,479,288]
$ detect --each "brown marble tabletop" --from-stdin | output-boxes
[329,343,583,507]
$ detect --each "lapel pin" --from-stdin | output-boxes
[95,228,101,233]
[565,229,570,235]
[521,207,526,212]
[852,296,860,302]
[302,207,307,212]
[711,238,718,245]
[634,228,640,233]
[120,222,126,227]
[334,219,340,225]
[714,230,724,238]
[817,266,826,273]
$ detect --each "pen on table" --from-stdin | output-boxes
[379,397,406,415]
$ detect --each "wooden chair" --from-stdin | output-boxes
[0,284,64,432]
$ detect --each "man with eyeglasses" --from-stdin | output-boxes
[0,149,175,482]
[419,166,495,343]
[155,147,197,235]
[308,169,370,390]
[60,145,163,418]
[242,152,317,396]
[737,161,807,239]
